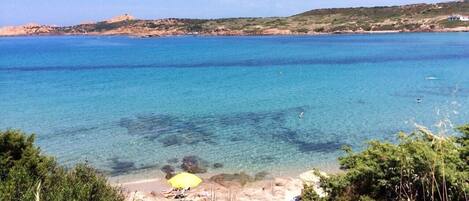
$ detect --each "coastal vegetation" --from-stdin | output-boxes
[301,124,469,201]
[0,129,124,201]
[1,1,468,36]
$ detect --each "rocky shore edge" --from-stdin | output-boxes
[0,22,467,38]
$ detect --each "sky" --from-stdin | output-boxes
[0,0,446,26]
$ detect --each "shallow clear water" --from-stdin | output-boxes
[1,33,469,178]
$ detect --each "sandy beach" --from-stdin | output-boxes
[108,162,340,201]
[119,175,305,201]
[109,164,335,201]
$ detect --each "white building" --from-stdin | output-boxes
[448,15,469,22]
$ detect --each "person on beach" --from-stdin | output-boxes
[162,187,190,199]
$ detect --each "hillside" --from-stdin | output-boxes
[1,1,468,37]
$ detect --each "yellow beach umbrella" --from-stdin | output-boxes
[168,172,202,189]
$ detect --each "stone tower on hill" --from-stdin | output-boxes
[106,14,135,23]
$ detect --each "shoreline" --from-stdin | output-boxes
[119,175,305,201]
[0,28,468,38]
[111,163,341,200]
[1,1,467,40]
[108,160,342,184]
[115,169,330,201]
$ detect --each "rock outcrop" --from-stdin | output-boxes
[0,23,56,36]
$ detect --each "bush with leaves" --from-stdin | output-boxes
[302,124,469,201]
[301,184,322,201]
[457,125,469,165]
[0,129,124,201]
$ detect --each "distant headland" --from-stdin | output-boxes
[1,1,468,37]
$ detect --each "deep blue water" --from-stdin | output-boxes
[1,33,469,177]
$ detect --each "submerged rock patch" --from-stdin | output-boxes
[118,114,183,137]
[111,105,349,175]
[109,157,136,175]
[157,130,215,147]
[118,113,216,147]
[270,127,347,153]
[213,163,224,169]
[297,141,347,153]
[108,157,159,176]
[180,155,209,174]
[161,165,176,179]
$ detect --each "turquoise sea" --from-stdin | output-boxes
[1,33,469,178]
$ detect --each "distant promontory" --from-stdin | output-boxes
[1,1,468,37]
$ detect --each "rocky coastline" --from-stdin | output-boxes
[0,22,467,38]
[1,1,468,37]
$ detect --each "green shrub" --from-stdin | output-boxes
[313,27,325,32]
[457,125,469,165]
[295,28,310,33]
[374,24,396,31]
[439,20,469,28]
[302,124,469,201]
[0,129,124,201]
[185,23,205,32]
[301,184,323,201]
[359,23,372,31]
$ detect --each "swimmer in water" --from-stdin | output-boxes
[299,111,304,119]
[416,98,422,103]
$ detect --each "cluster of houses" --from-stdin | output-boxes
[448,14,469,21]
